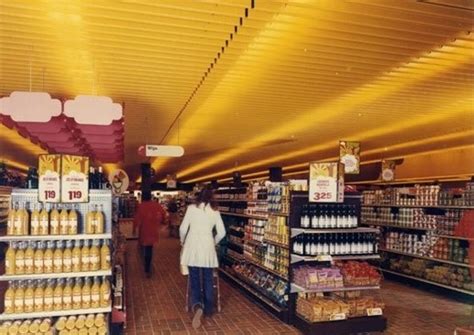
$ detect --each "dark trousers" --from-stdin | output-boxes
[143,246,153,273]
[189,267,214,315]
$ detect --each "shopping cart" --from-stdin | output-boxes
[185,269,221,313]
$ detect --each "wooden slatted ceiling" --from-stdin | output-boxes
[0,0,472,182]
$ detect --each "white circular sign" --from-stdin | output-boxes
[108,169,130,195]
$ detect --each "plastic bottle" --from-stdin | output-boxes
[72,241,82,272]
[94,314,105,328]
[68,206,78,235]
[21,203,29,235]
[95,205,104,234]
[43,241,54,273]
[66,316,77,330]
[5,242,16,275]
[62,279,73,310]
[24,242,35,274]
[81,241,90,272]
[39,204,49,235]
[7,204,16,235]
[23,280,34,313]
[30,205,40,235]
[4,282,15,314]
[39,319,51,333]
[85,207,95,234]
[100,241,110,271]
[53,280,63,311]
[75,315,86,329]
[50,205,60,235]
[28,319,41,333]
[59,207,69,235]
[72,279,82,310]
[18,320,31,334]
[14,280,25,313]
[90,278,100,308]
[55,317,67,331]
[43,279,54,311]
[8,321,21,335]
[99,277,110,308]
[34,242,44,274]
[63,241,72,273]
[85,314,95,328]
[33,281,44,312]
[81,278,91,309]
[89,241,100,271]
[13,203,23,235]
[15,243,25,275]
[53,241,63,273]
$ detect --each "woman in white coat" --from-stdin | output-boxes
[180,188,226,329]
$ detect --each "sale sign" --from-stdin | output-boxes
[339,141,360,174]
[309,162,344,203]
[38,154,62,203]
[61,155,89,203]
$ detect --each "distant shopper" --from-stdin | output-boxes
[167,200,181,238]
[133,190,167,278]
[179,188,226,329]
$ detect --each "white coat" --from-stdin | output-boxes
[179,203,226,268]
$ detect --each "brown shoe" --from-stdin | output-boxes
[192,306,203,329]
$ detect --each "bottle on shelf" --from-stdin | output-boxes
[300,205,310,228]
[95,205,105,234]
[39,204,49,235]
[24,241,35,274]
[85,206,96,234]
[5,242,16,275]
[13,203,23,235]
[19,320,31,334]
[44,279,54,312]
[59,207,69,235]
[50,205,60,235]
[90,240,100,271]
[311,206,319,229]
[21,202,29,236]
[63,278,73,310]
[14,280,25,313]
[63,241,72,273]
[15,242,25,275]
[72,240,82,272]
[53,279,63,311]
[4,281,14,314]
[43,241,54,274]
[91,278,101,308]
[82,278,91,309]
[100,240,110,271]
[29,319,42,333]
[68,205,78,235]
[99,277,110,308]
[53,241,63,273]
[81,240,90,272]
[89,167,96,190]
[31,204,40,235]
[24,280,35,313]
[72,278,82,310]
[7,204,16,235]
[34,280,44,312]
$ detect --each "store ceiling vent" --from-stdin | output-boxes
[417,0,474,11]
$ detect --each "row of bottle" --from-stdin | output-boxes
[7,204,105,236]
[89,166,110,190]
[293,233,378,256]
[4,277,111,314]
[5,240,110,275]
[0,318,52,335]
[300,204,359,229]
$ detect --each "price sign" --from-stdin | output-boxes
[38,155,61,203]
[330,313,346,321]
[61,155,89,203]
[309,162,344,203]
[367,308,383,316]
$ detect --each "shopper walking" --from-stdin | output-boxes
[167,200,181,238]
[133,190,167,278]
[179,188,226,329]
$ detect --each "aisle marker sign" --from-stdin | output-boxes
[38,154,62,203]
[309,162,344,203]
[60,155,89,203]
[339,141,360,174]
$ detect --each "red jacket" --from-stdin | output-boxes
[134,201,166,246]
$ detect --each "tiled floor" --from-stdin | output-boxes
[124,236,473,335]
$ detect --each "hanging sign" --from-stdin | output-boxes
[339,141,360,174]
[61,155,89,203]
[109,169,130,195]
[38,154,62,203]
[138,145,184,157]
[381,160,396,182]
[309,162,345,203]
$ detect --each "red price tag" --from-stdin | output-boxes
[68,191,82,200]
[313,192,332,201]
[44,190,56,200]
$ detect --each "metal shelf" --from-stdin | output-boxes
[291,227,379,238]
[290,283,380,293]
[221,212,268,220]
[380,269,474,296]
[268,212,289,217]
[361,221,433,232]
[0,306,112,321]
[0,233,112,242]
[263,239,289,249]
[244,256,289,281]
[379,248,473,268]
[291,253,380,264]
[0,270,112,281]
[362,204,474,210]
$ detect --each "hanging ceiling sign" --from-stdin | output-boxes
[309,161,344,203]
[38,154,62,203]
[138,145,184,157]
[0,91,62,122]
[381,160,396,182]
[339,141,361,174]
[109,169,130,195]
[61,155,90,203]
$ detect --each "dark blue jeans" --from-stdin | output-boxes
[189,267,214,316]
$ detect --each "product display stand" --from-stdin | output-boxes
[288,191,387,335]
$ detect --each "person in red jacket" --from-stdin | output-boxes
[133,191,167,277]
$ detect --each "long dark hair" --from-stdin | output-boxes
[195,188,217,210]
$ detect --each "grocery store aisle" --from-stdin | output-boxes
[123,235,473,335]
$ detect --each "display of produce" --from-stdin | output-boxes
[293,233,378,256]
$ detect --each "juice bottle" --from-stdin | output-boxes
[89,241,100,271]
[8,321,21,335]
[85,314,95,328]
[39,204,49,235]
[21,203,29,236]
[99,277,110,308]
[63,241,72,273]
[59,207,69,235]
[94,314,105,328]
[30,205,40,235]
[88,326,98,335]
[72,241,82,272]
[14,280,25,313]
[29,319,41,333]
[55,317,67,331]
[15,243,25,275]
[53,241,63,273]
[34,242,44,274]
[43,242,54,273]
[24,280,34,313]
[75,315,86,329]
[4,282,15,314]
[53,280,63,311]
[100,240,110,271]
[62,279,73,310]
[43,279,54,311]
[39,319,51,333]
[66,316,77,330]
[81,241,90,272]
[13,203,23,235]
[50,205,60,235]
[72,279,82,310]
[68,206,78,235]
[85,206,95,234]
[24,242,35,274]
[95,205,104,234]
[7,204,16,235]
[81,278,91,309]
[33,281,44,312]
[0,322,9,335]
[18,320,31,335]
[90,278,100,308]
[5,242,16,275]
